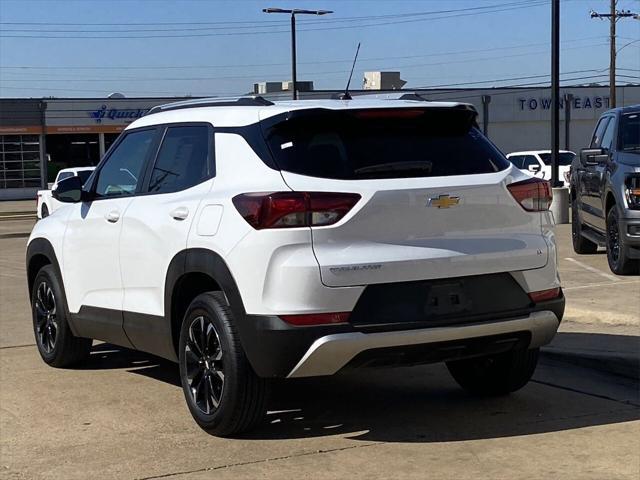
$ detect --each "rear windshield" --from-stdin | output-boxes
[538,152,575,166]
[262,108,510,180]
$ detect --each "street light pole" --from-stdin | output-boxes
[290,13,297,100]
[263,8,333,100]
[551,0,561,188]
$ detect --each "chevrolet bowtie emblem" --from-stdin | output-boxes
[428,194,460,208]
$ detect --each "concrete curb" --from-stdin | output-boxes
[541,347,639,380]
[0,232,31,239]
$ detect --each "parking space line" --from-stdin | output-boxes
[563,280,640,291]
[564,257,619,282]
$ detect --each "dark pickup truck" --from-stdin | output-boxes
[570,105,640,275]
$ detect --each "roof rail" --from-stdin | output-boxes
[397,92,431,102]
[146,95,274,116]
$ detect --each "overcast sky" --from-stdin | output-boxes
[0,0,638,98]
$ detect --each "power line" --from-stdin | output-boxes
[0,1,551,39]
[1,43,619,84]
[0,36,609,71]
[0,1,542,29]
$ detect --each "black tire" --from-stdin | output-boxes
[571,196,597,254]
[606,207,639,275]
[41,204,49,219]
[446,348,539,396]
[178,292,268,436]
[31,265,92,367]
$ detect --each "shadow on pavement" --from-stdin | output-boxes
[80,333,639,442]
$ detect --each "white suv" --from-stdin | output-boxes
[26,96,564,436]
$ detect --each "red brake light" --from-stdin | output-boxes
[280,312,350,326]
[232,192,360,230]
[528,287,561,303]
[507,178,552,212]
[353,109,425,119]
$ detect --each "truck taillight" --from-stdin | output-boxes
[232,192,360,230]
[507,178,552,212]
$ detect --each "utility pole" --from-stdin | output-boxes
[551,0,561,188]
[263,8,333,100]
[590,2,638,108]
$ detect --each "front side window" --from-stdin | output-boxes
[591,117,611,148]
[95,129,155,198]
[147,125,210,194]
[521,155,539,169]
[509,155,526,168]
[56,172,73,183]
[600,118,616,151]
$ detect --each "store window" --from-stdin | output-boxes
[0,135,42,189]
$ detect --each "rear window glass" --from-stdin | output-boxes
[263,108,510,180]
[538,152,575,166]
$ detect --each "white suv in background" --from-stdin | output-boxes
[507,150,575,185]
[27,96,564,436]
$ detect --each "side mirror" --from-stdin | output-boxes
[580,148,608,166]
[528,164,541,173]
[52,176,88,203]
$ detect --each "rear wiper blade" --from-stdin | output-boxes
[355,161,433,174]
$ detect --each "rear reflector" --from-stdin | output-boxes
[528,287,561,303]
[233,192,360,230]
[507,177,552,211]
[280,312,350,326]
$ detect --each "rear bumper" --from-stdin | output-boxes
[236,296,564,378]
[287,310,560,377]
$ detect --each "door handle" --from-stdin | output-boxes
[105,210,120,223]
[170,206,189,221]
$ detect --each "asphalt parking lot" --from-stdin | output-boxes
[1,210,638,480]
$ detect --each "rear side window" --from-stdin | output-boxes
[619,113,640,152]
[263,108,509,180]
[147,125,210,194]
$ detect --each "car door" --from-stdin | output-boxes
[62,127,160,345]
[583,116,615,231]
[579,116,610,230]
[119,124,214,356]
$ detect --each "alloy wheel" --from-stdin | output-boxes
[184,316,225,415]
[607,216,620,263]
[34,281,57,353]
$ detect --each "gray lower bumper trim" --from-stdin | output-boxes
[287,311,560,378]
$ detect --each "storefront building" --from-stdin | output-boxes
[0,97,181,199]
[1,86,639,200]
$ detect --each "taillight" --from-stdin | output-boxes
[232,192,360,230]
[280,312,350,326]
[528,287,561,303]
[507,178,552,211]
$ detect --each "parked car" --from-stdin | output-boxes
[37,167,95,219]
[26,96,565,436]
[506,150,575,185]
[570,105,640,275]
